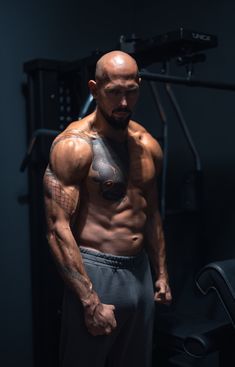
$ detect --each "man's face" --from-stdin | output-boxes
[95,76,140,130]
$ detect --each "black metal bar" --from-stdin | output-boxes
[165,83,202,171]
[20,128,59,172]
[140,71,235,91]
[78,93,94,119]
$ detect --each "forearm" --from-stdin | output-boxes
[47,225,100,310]
[145,211,168,279]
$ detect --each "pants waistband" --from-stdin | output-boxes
[79,246,146,269]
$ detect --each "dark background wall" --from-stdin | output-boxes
[1,0,235,366]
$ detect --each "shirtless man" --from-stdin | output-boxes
[43,50,172,367]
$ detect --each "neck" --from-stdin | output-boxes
[91,109,129,142]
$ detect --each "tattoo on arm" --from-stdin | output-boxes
[44,168,78,215]
[60,265,86,282]
[59,264,93,301]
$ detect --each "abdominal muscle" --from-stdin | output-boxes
[72,190,148,256]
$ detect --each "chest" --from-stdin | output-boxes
[87,137,155,201]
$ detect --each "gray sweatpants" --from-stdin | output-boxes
[60,247,155,367]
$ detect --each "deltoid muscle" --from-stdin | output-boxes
[44,168,77,215]
[50,129,91,153]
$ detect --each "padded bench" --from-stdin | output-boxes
[153,259,235,366]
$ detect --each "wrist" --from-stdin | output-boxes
[156,272,169,282]
[81,288,100,314]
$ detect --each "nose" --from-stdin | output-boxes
[120,95,128,108]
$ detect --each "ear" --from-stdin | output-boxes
[88,80,98,99]
[138,77,141,84]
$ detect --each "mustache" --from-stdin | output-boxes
[112,108,131,113]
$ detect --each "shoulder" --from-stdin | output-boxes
[49,122,93,185]
[129,120,163,175]
[129,120,163,166]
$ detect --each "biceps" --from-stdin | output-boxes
[44,167,79,218]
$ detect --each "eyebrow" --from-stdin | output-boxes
[105,85,139,91]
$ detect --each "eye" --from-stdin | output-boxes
[126,88,139,96]
[107,89,122,96]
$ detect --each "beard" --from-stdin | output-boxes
[99,105,132,130]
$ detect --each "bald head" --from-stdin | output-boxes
[88,51,141,131]
[95,51,139,85]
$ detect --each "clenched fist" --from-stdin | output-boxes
[84,302,117,336]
